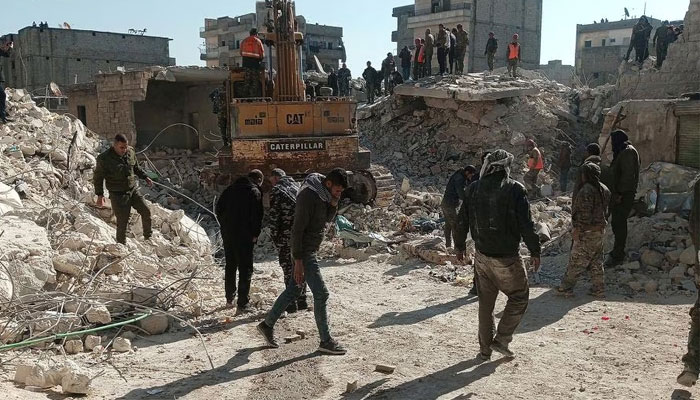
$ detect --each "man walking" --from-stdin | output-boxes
[485,32,498,72]
[455,24,469,74]
[399,46,412,81]
[606,130,640,266]
[425,29,435,76]
[94,134,153,245]
[338,63,352,97]
[455,150,541,360]
[523,139,543,197]
[327,67,339,97]
[507,34,521,78]
[677,179,700,388]
[436,24,448,75]
[441,166,474,248]
[0,38,13,124]
[556,163,610,298]
[257,169,349,355]
[268,169,308,313]
[215,170,264,311]
[363,61,378,104]
[557,143,572,192]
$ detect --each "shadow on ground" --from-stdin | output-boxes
[368,295,478,328]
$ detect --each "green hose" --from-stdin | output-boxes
[0,311,151,352]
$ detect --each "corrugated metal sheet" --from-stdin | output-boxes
[677,114,700,169]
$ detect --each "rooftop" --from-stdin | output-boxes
[16,25,172,41]
[576,17,662,33]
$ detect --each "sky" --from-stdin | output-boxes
[3,0,691,74]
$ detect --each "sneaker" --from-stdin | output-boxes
[555,287,574,297]
[490,341,515,358]
[256,322,279,348]
[604,255,623,267]
[477,352,491,362]
[286,302,298,314]
[468,286,478,296]
[318,339,347,355]
[677,371,698,387]
[225,301,235,310]
[236,304,252,315]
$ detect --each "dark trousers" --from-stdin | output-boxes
[634,44,647,63]
[221,229,255,306]
[475,252,529,355]
[656,43,668,68]
[0,82,6,121]
[112,190,152,245]
[366,84,375,104]
[402,66,411,81]
[560,168,570,192]
[610,192,635,261]
[413,62,423,80]
[424,54,433,76]
[278,240,307,301]
[441,200,459,247]
[437,47,447,74]
[448,48,455,74]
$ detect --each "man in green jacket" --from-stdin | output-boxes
[94,134,153,244]
[606,130,640,266]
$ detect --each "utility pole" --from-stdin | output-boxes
[644,2,647,15]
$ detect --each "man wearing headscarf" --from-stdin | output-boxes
[557,162,611,298]
[524,139,544,197]
[606,130,640,266]
[454,150,541,360]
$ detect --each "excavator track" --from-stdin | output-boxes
[367,164,397,207]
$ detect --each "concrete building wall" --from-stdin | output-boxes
[1,26,173,93]
[537,60,574,86]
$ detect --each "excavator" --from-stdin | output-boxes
[202,0,394,206]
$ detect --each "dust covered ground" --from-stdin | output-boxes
[2,254,697,400]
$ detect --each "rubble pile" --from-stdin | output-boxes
[358,72,609,190]
[0,88,216,358]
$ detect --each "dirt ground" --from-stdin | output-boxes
[2,254,698,400]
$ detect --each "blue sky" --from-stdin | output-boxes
[3,0,690,74]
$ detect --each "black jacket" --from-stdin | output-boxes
[485,38,498,54]
[0,47,11,83]
[454,171,541,258]
[216,177,263,239]
[363,67,378,86]
[327,72,339,93]
[291,187,337,260]
[443,169,467,206]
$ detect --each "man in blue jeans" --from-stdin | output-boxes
[257,168,348,355]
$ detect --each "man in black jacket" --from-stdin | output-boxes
[455,150,541,360]
[441,166,476,248]
[258,169,348,355]
[0,38,13,124]
[327,68,339,97]
[215,170,264,311]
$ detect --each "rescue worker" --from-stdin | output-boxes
[268,169,307,313]
[436,24,448,75]
[399,46,412,81]
[507,34,521,78]
[413,38,424,80]
[441,166,472,248]
[215,170,264,311]
[606,130,640,266]
[425,29,435,77]
[653,21,670,68]
[573,143,602,200]
[94,134,153,245]
[381,52,396,96]
[338,63,352,97]
[523,139,544,197]
[626,16,652,63]
[677,179,700,388]
[485,32,498,72]
[0,38,13,124]
[304,80,316,101]
[449,27,457,74]
[455,24,469,74]
[240,28,265,98]
[556,162,611,298]
[557,142,572,192]
[327,67,339,97]
[208,86,229,146]
[455,150,541,360]
[363,61,378,104]
[257,169,349,355]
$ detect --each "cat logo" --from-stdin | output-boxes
[286,113,304,125]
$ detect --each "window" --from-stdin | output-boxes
[11,61,15,69]
[221,40,226,46]
[328,42,333,49]
[610,38,616,43]
[106,60,110,63]
[77,106,87,126]
[584,40,592,48]
[122,35,126,39]
[601,39,606,46]
[76,58,81,61]
[593,72,600,79]
[92,32,96,36]
[236,40,240,49]
[45,56,49,60]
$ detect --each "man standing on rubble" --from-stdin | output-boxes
[573,143,602,199]
[677,179,700,388]
[556,162,610,298]
[363,61,378,104]
[507,34,521,78]
[454,150,541,360]
[0,38,13,124]
[626,16,652,63]
[653,21,671,68]
[268,169,308,313]
[215,170,264,311]
[257,169,349,355]
[338,63,352,97]
[557,143,572,192]
[327,68,339,97]
[381,52,397,96]
[448,27,457,74]
[606,130,640,267]
[399,46,412,81]
[425,29,435,76]
[240,28,265,98]
[523,139,543,197]
[441,166,475,249]
[94,134,153,245]
[208,86,229,146]
[436,24,448,75]
[485,32,498,72]
[414,38,425,80]
[454,24,469,75]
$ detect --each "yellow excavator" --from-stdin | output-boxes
[202,0,394,206]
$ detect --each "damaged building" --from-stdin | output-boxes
[392,0,543,73]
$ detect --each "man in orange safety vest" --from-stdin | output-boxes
[524,139,543,197]
[240,28,265,98]
[507,34,521,78]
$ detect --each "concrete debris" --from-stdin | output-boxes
[14,361,92,394]
[346,380,359,393]
[138,313,170,335]
[64,339,84,354]
[86,305,112,325]
[375,364,396,374]
[112,337,132,352]
[84,335,102,351]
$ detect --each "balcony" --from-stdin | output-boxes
[200,48,220,60]
[407,6,471,30]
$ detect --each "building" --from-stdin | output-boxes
[200,1,346,72]
[537,60,574,87]
[574,18,682,87]
[392,0,543,74]
[0,26,174,94]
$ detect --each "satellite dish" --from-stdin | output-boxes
[50,82,63,97]
[63,22,71,29]
[624,7,630,18]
